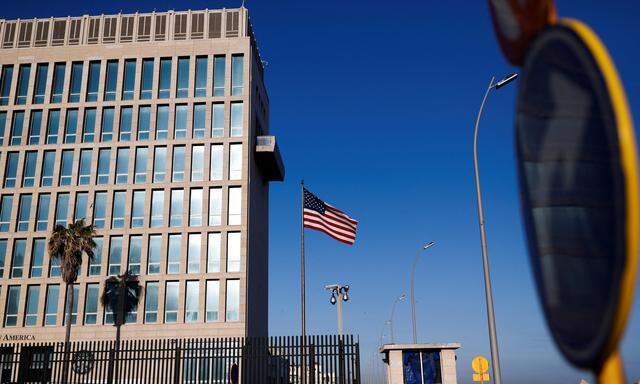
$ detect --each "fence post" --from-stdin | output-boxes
[338,337,346,384]
[309,341,315,384]
[354,340,361,384]
[173,341,182,384]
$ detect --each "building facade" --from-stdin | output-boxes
[0,7,283,343]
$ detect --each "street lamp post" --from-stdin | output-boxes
[472,72,518,384]
[388,294,406,344]
[410,241,436,343]
[326,284,350,337]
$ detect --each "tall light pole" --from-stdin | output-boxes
[388,293,406,343]
[326,284,350,337]
[472,72,518,384]
[410,241,436,343]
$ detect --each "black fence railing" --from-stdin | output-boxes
[0,335,360,384]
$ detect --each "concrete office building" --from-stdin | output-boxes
[0,7,283,343]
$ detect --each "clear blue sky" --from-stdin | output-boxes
[5,0,640,382]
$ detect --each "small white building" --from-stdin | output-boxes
[380,343,460,384]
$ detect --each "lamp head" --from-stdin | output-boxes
[423,241,435,250]
[399,294,406,301]
[495,73,518,89]
[330,294,337,305]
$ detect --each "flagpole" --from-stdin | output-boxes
[300,179,307,384]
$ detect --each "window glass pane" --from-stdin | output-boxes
[170,189,184,227]
[174,105,188,139]
[79,149,92,185]
[64,109,78,143]
[41,151,55,186]
[10,111,24,145]
[33,63,48,104]
[212,103,224,137]
[176,57,189,98]
[93,192,107,229]
[137,106,151,140]
[112,191,126,228]
[131,190,145,228]
[89,238,103,276]
[68,62,83,103]
[151,190,164,228]
[116,148,130,184]
[55,193,69,227]
[101,107,114,142]
[128,235,142,275]
[210,145,223,181]
[86,61,101,102]
[0,65,13,106]
[46,109,60,144]
[0,195,14,232]
[153,147,167,182]
[185,281,199,323]
[64,284,79,325]
[195,56,207,97]
[165,281,179,323]
[207,233,220,273]
[104,60,118,101]
[0,240,5,277]
[193,104,206,138]
[36,194,50,231]
[97,149,111,184]
[25,285,40,326]
[28,110,43,144]
[119,106,132,141]
[0,112,6,145]
[59,150,74,186]
[51,259,61,281]
[84,284,99,325]
[172,146,185,182]
[51,63,65,103]
[74,192,88,221]
[23,151,37,187]
[228,187,242,225]
[11,239,26,278]
[15,64,31,105]
[230,102,243,137]
[17,195,31,231]
[206,280,219,322]
[140,58,154,100]
[167,234,181,274]
[213,56,225,97]
[191,145,205,181]
[156,105,169,139]
[122,59,136,100]
[190,189,203,226]
[208,188,222,226]
[148,235,161,274]
[158,58,171,99]
[231,54,244,96]
[145,282,159,323]
[82,108,96,143]
[135,147,148,183]
[227,232,241,272]
[5,286,20,327]
[108,236,122,275]
[30,238,45,278]
[188,234,201,273]
[45,285,60,326]
[226,280,240,322]
[230,144,242,180]
[4,153,18,188]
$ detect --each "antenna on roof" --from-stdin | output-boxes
[241,0,246,8]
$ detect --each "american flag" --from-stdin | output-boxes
[303,188,358,245]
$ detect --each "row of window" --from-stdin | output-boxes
[2,279,239,327]
[0,230,242,280]
[0,103,244,147]
[0,55,244,106]
[2,143,242,189]
[0,186,242,233]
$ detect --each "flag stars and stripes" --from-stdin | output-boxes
[303,188,358,245]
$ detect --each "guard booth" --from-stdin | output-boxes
[380,343,460,384]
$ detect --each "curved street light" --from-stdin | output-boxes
[388,293,406,344]
[472,72,518,384]
[410,241,436,343]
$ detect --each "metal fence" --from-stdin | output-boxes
[0,335,360,384]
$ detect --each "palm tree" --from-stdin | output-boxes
[101,271,141,384]
[48,219,96,382]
